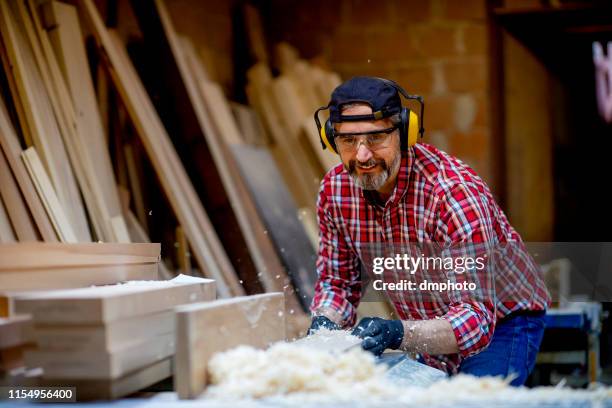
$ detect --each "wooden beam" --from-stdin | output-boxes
[79,0,242,297]
[0,97,56,241]
[174,293,286,399]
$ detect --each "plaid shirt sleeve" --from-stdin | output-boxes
[310,183,361,328]
[435,182,497,358]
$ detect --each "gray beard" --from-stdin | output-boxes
[348,152,401,191]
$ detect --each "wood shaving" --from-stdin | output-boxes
[205,338,612,405]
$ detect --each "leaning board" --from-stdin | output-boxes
[174,292,286,399]
[231,145,317,308]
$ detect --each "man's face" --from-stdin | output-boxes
[335,104,401,193]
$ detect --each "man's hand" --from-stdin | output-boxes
[352,317,404,356]
[308,315,340,335]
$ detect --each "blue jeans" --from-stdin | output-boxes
[458,312,546,386]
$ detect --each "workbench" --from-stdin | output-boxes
[536,302,604,383]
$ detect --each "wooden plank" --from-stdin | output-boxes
[0,195,16,243]
[231,145,317,309]
[271,75,327,178]
[41,358,171,400]
[110,215,130,243]
[230,102,269,146]
[26,333,174,379]
[79,0,240,297]
[21,147,77,243]
[33,310,173,352]
[0,242,160,270]
[14,278,216,324]
[0,97,56,241]
[300,116,340,172]
[123,144,148,230]
[174,293,286,399]
[0,263,158,293]
[0,147,37,241]
[42,0,127,241]
[0,315,33,349]
[246,64,319,208]
[175,226,191,274]
[22,0,113,242]
[0,0,90,241]
[20,147,75,242]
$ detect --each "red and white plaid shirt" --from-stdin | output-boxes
[310,143,550,374]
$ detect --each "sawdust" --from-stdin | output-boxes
[205,337,612,405]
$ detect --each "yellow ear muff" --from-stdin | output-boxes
[320,123,337,154]
[407,110,419,147]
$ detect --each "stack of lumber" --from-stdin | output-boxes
[15,275,215,400]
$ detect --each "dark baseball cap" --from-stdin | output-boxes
[328,76,403,123]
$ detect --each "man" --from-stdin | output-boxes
[309,76,550,386]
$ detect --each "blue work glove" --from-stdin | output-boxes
[308,315,340,335]
[352,317,404,356]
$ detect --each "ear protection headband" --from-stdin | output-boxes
[314,78,425,154]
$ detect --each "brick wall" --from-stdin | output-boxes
[265,0,492,184]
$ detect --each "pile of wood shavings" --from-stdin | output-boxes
[205,339,612,405]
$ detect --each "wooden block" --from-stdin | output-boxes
[40,358,171,400]
[0,315,33,349]
[174,292,286,399]
[15,278,215,324]
[33,310,173,352]
[0,195,17,243]
[21,147,77,243]
[26,333,174,379]
[0,97,56,241]
[79,0,239,297]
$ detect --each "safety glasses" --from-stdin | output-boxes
[334,126,398,152]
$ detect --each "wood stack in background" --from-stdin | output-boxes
[0,0,342,396]
[15,277,215,400]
